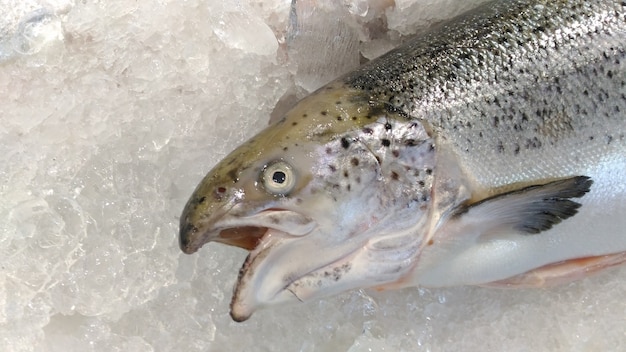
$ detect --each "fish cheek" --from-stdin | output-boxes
[295,172,314,195]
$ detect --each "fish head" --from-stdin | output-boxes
[179,83,440,321]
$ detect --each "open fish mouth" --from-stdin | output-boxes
[228,226,365,322]
[212,226,268,250]
[179,207,316,254]
[180,200,415,322]
[179,206,361,320]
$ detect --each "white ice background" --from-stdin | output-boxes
[1,0,625,351]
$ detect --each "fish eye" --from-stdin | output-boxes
[261,161,297,195]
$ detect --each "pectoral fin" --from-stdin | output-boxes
[453,175,593,237]
[414,176,594,287]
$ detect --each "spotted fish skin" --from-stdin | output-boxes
[345,0,626,190]
[180,0,626,322]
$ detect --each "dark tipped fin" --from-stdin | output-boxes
[504,176,592,234]
[455,176,593,236]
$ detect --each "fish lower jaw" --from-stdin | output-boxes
[229,237,365,322]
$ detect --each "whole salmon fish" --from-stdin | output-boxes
[180,0,626,322]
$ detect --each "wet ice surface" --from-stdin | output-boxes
[1,0,625,350]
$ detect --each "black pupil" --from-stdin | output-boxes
[272,171,286,184]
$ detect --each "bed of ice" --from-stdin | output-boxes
[1,0,625,351]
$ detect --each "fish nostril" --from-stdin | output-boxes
[214,186,228,200]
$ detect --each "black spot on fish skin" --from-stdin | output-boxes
[369,104,387,117]
[323,263,352,281]
[497,140,505,153]
[292,122,298,126]
[381,139,391,147]
[392,150,400,157]
[362,127,374,134]
[321,111,328,116]
[329,165,337,172]
[391,171,399,180]
[384,122,392,130]
[525,137,543,149]
[198,196,206,204]
[341,137,351,149]
[521,113,529,122]
[227,169,239,183]
[343,170,349,178]
[326,147,333,155]
[351,158,359,166]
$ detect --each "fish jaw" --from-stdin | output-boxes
[229,217,428,322]
[229,228,367,322]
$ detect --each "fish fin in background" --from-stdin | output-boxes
[484,251,626,288]
[450,176,593,238]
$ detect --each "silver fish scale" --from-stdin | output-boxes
[344,0,626,189]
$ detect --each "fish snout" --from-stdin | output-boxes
[178,187,233,254]
[179,208,220,254]
[179,221,199,254]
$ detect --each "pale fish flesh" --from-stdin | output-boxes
[179,0,626,322]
